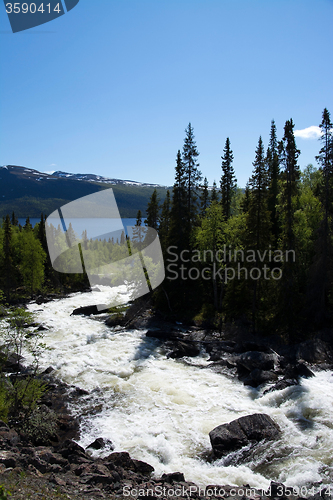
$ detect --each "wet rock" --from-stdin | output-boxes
[106,452,136,470]
[240,369,278,387]
[167,341,201,358]
[105,314,125,327]
[0,428,20,446]
[86,437,114,451]
[0,450,18,468]
[146,330,184,341]
[236,351,277,372]
[71,304,109,316]
[132,459,154,476]
[161,472,185,483]
[2,352,25,372]
[37,324,48,331]
[41,366,54,375]
[263,378,298,394]
[57,439,87,459]
[209,413,281,458]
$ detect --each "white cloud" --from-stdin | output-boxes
[294,126,322,139]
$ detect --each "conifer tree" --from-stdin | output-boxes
[241,182,250,213]
[246,136,272,331]
[159,190,171,249]
[169,150,189,250]
[182,123,202,226]
[132,210,144,248]
[11,212,18,226]
[1,215,14,300]
[278,118,301,336]
[200,177,209,215]
[306,108,333,325]
[24,217,32,231]
[145,189,159,230]
[266,120,280,244]
[211,181,218,202]
[280,119,300,252]
[220,137,237,219]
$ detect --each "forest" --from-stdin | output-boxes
[0,108,332,342]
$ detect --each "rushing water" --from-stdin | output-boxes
[24,288,333,490]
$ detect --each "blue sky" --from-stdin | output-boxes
[1,0,332,188]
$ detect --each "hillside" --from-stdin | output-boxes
[0,165,169,218]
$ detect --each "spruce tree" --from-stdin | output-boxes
[200,177,209,215]
[145,189,159,230]
[11,211,18,226]
[306,108,333,325]
[280,119,300,252]
[278,118,301,337]
[169,150,188,250]
[159,190,171,249]
[266,120,280,245]
[211,180,218,202]
[1,215,14,300]
[182,123,202,226]
[220,137,237,220]
[24,217,32,231]
[246,136,272,331]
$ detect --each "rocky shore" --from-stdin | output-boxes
[1,297,333,499]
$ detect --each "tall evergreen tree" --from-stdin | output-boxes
[1,215,14,300]
[278,118,301,336]
[182,123,202,226]
[11,212,18,226]
[246,136,272,331]
[306,108,333,325]
[145,189,160,230]
[266,120,280,244]
[200,177,209,215]
[24,217,32,231]
[280,119,300,252]
[159,190,171,249]
[211,180,218,202]
[169,150,189,249]
[220,137,237,220]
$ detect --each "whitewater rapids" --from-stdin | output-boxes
[24,287,333,490]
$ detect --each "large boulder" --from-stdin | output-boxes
[236,351,277,372]
[240,369,278,387]
[71,305,109,316]
[167,341,201,358]
[209,413,281,458]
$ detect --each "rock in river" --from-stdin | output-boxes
[209,413,281,458]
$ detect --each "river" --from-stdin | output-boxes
[25,287,333,490]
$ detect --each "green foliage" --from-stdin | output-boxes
[0,381,11,422]
[155,112,333,335]
[0,308,47,418]
[0,485,11,500]
[21,405,57,444]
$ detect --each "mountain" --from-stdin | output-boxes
[0,165,170,218]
